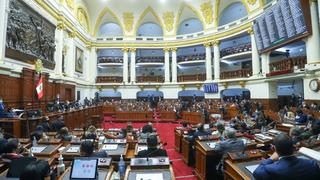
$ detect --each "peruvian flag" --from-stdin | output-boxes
[36,76,44,99]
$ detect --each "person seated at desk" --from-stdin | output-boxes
[302,123,320,145]
[1,138,24,162]
[80,140,107,158]
[214,128,246,155]
[137,135,167,157]
[211,122,225,139]
[30,125,45,141]
[140,123,155,138]
[51,116,65,132]
[20,160,50,180]
[253,134,320,180]
[40,116,51,132]
[290,127,303,145]
[0,138,7,155]
[83,125,97,140]
[193,124,211,139]
[56,127,73,141]
[295,109,308,124]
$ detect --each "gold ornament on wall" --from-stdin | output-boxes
[155,85,161,91]
[34,59,43,74]
[65,0,74,10]
[180,84,186,90]
[163,12,174,32]
[123,12,134,32]
[201,1,213,25]
[57,22,66,30]
[112,85,119,92]
[222,82,228,89]
[247,0,257,5]
[139,85,145,91]
[77,8,89,32]
[239,81,246,88]
[68,31,76,38]
[196,84,202,90]
[247,27,254,35]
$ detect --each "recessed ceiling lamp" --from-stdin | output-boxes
[160,0,167,3]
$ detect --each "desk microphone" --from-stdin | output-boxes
[145,142,167,163]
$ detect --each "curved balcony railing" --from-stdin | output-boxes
[177,53,206,63]
[220,69,252,79]
[137,76,164,83]
[98,56,123,64]
[96,76,123,83]
[178,74,206,82]
[268,56,306,76]
[220,43,252,58]
[136,56,164,63]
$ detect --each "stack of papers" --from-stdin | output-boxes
[299,147,320,161]
[268,129,282,135]
[102,144,118,150]
[255,134,273,140]
[207,142,216,149]
[245,164,259,174]
[136,173,163,180]
[137,146,148,152]
[66,146,80,153]
[31,146,46,153]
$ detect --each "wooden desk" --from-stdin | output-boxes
[30,144,61,158]
[160,111,176,122]
[194,140,222,180]
[181,112,203,124]
[174,129,182,153]
[181,136,193,166]
[59,166,113,180]
[134,144,148,156]
[100,143,128,160]
[224,159,261,180]
[0,119,21,138]
[115,111,153,122]
[124,166,175,180]
[61,144,81,160]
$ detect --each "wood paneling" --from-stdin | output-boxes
[0,68,75,112]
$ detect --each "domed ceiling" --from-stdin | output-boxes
[62,0,265,36]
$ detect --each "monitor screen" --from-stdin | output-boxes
[70,158,98,180]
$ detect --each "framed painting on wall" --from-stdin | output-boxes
[75,47,84,73]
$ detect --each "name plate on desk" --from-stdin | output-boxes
[130,157,170,169]
[104,139,126,144]
[31,146,46,153]
[136,173,163,180]
[98,157,112,167]
[102,144,118,150]
[66,146,80,153]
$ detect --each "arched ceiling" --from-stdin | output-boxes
[61,0,265,36]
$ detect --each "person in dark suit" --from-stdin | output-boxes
[253,134,320,180]
[137,134,167,157]
[193,124,211,139]
[1,138,24,162]
[20,160,50,180]
[214,128,245,154]
[80,140,107,158]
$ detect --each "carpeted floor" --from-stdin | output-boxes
[102,117,197,179]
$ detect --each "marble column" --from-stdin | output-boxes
[0,0,9,64]
[204,42,212,81]
[261,52,271,76]
[248,28,261,76]
[65,32,76,77]
[90,47,97,83]
[54,23,65,76]
[130,48,136,83]
[213,40,220,80]
[305,0,320,64]
[164,48,170,82]
[122,48,129,83]
[171,48,177,83]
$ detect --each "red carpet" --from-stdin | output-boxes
[102,119,196,179]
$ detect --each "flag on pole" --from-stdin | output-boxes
[36,76,44,99]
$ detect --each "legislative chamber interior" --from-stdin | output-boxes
[1,0,320,180]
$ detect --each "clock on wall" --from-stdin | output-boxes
[309,79,320,92]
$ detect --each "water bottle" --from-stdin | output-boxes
[32,136,37,146]
[57,153,65,176]
[118,155,126,179]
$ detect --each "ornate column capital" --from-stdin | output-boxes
[122,48,129,53]
[163,48,170,52]
[211,40,220,46]
[171,47,177,52]
[204,42,212,48]
[57,22,66,30]
[130,48,136,53]
[68,31,76,38]
[247,27,254,35]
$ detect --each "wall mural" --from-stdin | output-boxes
[5,0,56,69]
[75,47,84,74]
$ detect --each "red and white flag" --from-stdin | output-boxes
[36,76,44,99]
